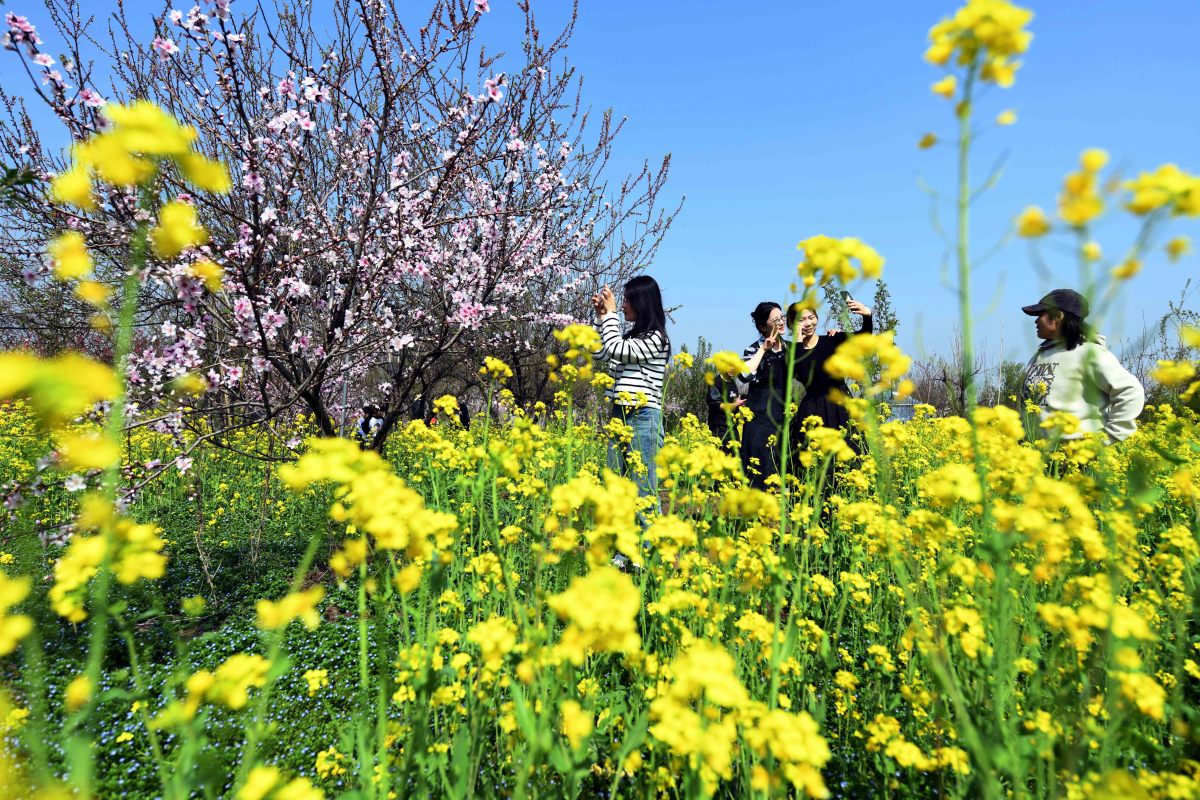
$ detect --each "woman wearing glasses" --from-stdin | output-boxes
[739,302,789,489]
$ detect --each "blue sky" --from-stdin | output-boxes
[475,0,1200,365]
[12,0,1199,369]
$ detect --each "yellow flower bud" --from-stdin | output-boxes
[1166,235,1192,262]
[188,259,225,291]
[177,151,232,193]
[151,200,208,259]
[1080,148,1110,173]
[48,231,93,280]
[930,75,957,99]
[50,165,96,210]
[1015,206,1050,238]
[66,675,92,711]
[75,280,113,307]
[1111,258,1142,280]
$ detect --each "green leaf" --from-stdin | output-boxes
[548,744,572,774]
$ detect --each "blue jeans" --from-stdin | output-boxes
[608,405,663,501]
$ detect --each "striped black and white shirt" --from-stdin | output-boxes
[596,312,669,409]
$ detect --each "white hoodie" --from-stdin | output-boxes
[1022,338,1145,442]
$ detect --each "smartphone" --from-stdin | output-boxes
[840,290,854,304]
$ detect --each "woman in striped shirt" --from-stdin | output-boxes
[593,276,670,501]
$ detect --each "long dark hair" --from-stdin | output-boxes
[623,275,669,350]
[1057,311,1093,350]
[751,301,781,334]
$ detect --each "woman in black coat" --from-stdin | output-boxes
[739,302,790,489]
[787,298,873,458]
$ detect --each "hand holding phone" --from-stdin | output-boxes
[847,299,872,317]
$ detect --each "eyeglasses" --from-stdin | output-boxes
[766,315,785,326]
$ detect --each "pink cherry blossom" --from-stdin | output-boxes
[484,76,504,102]
[78,88,106,107]
[152,36,179,58]
[0,0,674,447]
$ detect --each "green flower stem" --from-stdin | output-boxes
[233,529,324,788]
[66,199,150,792]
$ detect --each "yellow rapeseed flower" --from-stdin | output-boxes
[315,747,348,779]
[796,234,885,286]
[1124,164,1200,217]
[919,463,982,507]
[548,566,641,664]
[329,538,368,578]
[1058,168,1104,227]
[239,765,282,800]
[52,101,231,202]
[823,332,912,396]
[151,200,208,259]
[432,395,460,420]
[302,669,329,697]
[171,373,209,396]
[560,700,594,750]
[943,606,985,658]
[189,259,225,291]
[706,351,748,382]
[930,75,957,99]
[741,708,831,798]
[65,675,92,711]
[177,151,232,193]
[75,280,113,307]
[1115,672,1166,721]
[56,430,121,471]
[209,653,271,710]
[104,100,197,156]
[13,351,120,426]
[1166,235,1192,262]
[925,0,1034,87]
[1080,148,1109,173]
[112,520,167,584]
[182,596,207,616]
[74,134,156,186]
[394,564,423,594]
[1151,360,1196,387]
[48,231,93,280]
[467,616,518,666]
[553,323,602,353]
[256,586,325,630]
[1015,206,1050,237]
[49,534,107,622]
[479,356,514,382]
[50,164,96,210]
[1110,258,1142,281]
[0,573,33,656]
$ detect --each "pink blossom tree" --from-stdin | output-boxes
[0,0,676,453]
